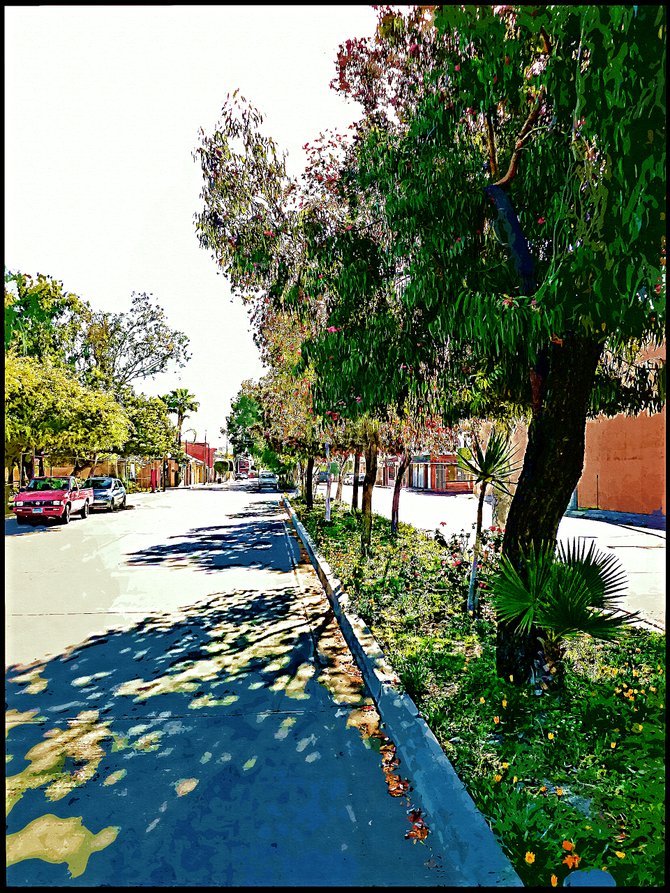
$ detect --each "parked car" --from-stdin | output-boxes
[248,471,258,480]
[234,472,248,480]
[87,476,127,512]
[258,470,279,490]
[12,476,94,525]
[317,471,329,483]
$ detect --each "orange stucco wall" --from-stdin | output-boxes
[578,407,666,515]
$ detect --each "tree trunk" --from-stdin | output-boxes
[335,460,344,502]
[497,334,603,681]
[352,452,361,511]
[305,456,314,510]
[361,439,378,557]
[390,451,411,535]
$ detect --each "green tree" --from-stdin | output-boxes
[120,390,176,458]
[81,292,190,391]
[5,354,130,479]
[329,4,665,679]
[163,388,200,445]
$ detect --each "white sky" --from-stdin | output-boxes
[4,4,378,450]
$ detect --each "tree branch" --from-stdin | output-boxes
[493,98,542,189]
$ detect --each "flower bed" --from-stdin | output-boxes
[292,496,665,888]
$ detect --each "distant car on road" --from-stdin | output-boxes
[258,471,279,490]
[317,471,329,483]
[88,476,127,512]
[343,472,365,485]
[234,472,248,480]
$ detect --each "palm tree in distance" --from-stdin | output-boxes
[163,388,200,445]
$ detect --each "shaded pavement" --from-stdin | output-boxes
[6,488,463,886]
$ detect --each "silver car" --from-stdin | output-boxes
[88,476,127,511]
[258,471,279,490]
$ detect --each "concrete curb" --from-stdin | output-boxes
[283,497,522,887]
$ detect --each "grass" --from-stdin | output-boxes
[291,495,666,888]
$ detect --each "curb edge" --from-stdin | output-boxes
[283,496,522,887]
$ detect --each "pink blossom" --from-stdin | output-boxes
[326,325,339,333]
[537,217,546,224]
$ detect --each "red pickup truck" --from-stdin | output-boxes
[12,476,94,525]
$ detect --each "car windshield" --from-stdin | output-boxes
[260,472,275,478]
[88,478,114,489]
[24,477,70,492]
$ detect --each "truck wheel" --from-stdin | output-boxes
[80,501,89,519]
[61,504,71,524]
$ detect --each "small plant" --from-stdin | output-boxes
[491,539,637,684]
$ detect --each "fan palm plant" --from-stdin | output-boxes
[491,538,637,685]
[457,429,521,615]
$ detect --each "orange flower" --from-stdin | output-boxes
[562,840,574,852]
[494,774,502,783]
[551,875,558,887]
[494,716,500,724]
[562,854,581,870]
[539,785,547,793]
[525,851,535,865]
[555,787,563,796]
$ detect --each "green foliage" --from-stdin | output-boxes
[293,496,665,887]
[162,387,199,444]
[4,268,89,363]
[5,354,131,464]
[120,390,176,458]
[225,387,264,458]
[492,539,636,642]
[81,292,190,391]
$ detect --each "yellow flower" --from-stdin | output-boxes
[614,851,626,859]
[551,875,558,887]
[502,699,507,708]
[525,851,535,865]
[502,762,509,769]
[480,697,486,704]
[548,732,555,740]
[513,775,518,783]
[555,787,563,796]
[509,674,514,682]
[632,669,639,677]
[650,686,657,693]
[611,741,617,748]
[585,825,592,830]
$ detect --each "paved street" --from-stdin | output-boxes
[5,484,477,886]
[321,483,666,631]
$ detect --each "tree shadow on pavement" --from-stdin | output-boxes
[125,518,299,575]
[5,582,395,887]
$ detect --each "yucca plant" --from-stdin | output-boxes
[491,538,637,685]
[457,429,521,615]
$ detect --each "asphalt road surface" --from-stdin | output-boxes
[5,484,463,886]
